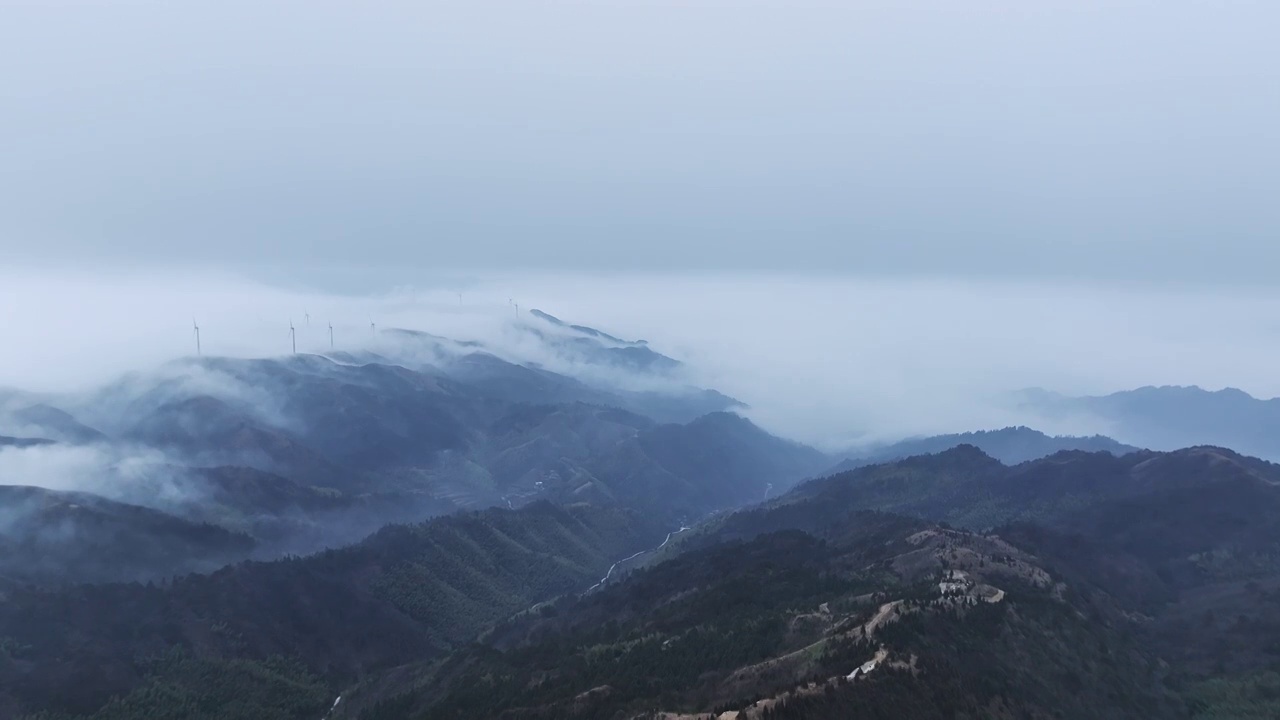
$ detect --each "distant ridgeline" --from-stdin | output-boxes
[0,310,781,588]
[828,425,1140,473]
[1018,384,1280,461]
[4,312,1278,718]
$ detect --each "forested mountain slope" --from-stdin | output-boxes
[0,485,254,585]
[347,512,1177,720]
[0,502,667,719]
[0,313,827,586]
[335,445,1280,719]
[12,441,1280,718]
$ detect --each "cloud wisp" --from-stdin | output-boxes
[4,270,1280,450]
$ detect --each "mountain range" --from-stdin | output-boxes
[339,445,1280,719]
[4,311,1279,718]
[1019,385,1280,461]
[829,425,1139,474]
[8,444,1280,718]
[0,312,798,585]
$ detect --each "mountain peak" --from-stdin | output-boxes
[529,308,639,346]
[935,442,1001,465]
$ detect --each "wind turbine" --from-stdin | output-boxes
[328,321,334,349]
[370,318,376,337]
[289,320,297,355]
[192,319,201,356]
[304,310,310,327]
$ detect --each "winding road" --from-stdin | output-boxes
[583,525,691,594]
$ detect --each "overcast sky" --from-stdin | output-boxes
[2,1,1277,284]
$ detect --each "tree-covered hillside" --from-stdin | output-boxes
[0,502,667,719]
[350,512,1177,719]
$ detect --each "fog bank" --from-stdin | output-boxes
[3,270,1278,449]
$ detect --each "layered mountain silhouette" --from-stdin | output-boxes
[6,444,1280,718]
[1018,384,1280,460]
[0,502,666,718]
[0,485,253,585]
[7,314,1280,719]
[0,313,824,587]
[343,446,1280,719]
[9,403,106,444]
[829,425,1138,473]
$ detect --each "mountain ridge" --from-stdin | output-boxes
[1018,384,1280,460]
[829,425,1139,474]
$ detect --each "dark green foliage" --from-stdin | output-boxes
[1184,669,1280,719]
[359,515,1177,719]
[0,502,665,718]
[17,437,1280,719]
[370,531,854,720]
[22,648,331,720]
[354,445,1280,719]
[873,594,1174,719]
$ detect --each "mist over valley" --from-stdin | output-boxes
[4,1,1280,717]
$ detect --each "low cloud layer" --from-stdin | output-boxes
[0,442,175,501]
[4,270,1280,450]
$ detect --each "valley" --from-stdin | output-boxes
[3,312,1280,719]
[6,6,1278,717]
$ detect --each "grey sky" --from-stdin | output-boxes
[2,1,1277,282]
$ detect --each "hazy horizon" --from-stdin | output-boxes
[5,268,1280,450]
[5,5,1280,716]
[3,1,1279,447]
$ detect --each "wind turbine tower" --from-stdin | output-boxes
[193,319,201,356]
[289,320,297,355]
[305,310,310,326]
[328,321,334,349]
